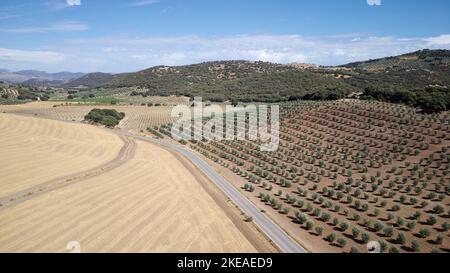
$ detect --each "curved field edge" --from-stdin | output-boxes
[0,114,260,253]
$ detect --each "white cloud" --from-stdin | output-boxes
[67,0,81,6]
[425,34,450,46]
[0,48,65,64]
[45,0,81,11]
[0,21,89,33]
[131,0,160,6]
[3,33,450,72]
[367,0,381,6]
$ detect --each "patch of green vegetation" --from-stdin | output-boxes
[105,62,357,103]
[62,96,121,105]
[360,86,450,113]
[84,109,125,128]
[0,83,52,104]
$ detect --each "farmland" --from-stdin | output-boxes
[0,112,271,253]
[150,100,450,253]
[0,101,180,131]
[1,96,449,253]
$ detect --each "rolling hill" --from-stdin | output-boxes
[325,49,450,89]
[7,49,450,111]
[61,49,449,95]
[62,72,116,88]
[75,61,356,102]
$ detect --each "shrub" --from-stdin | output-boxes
[389,246,400,253]
[384,226,394,237]
[350,246,359,253]
[379,240,388,253]
[396,232,406,245]
[321,213,331,222]
[315,226,324,236]
[361,232,370,244]
[435,234,443,245]
[419,228,430,238]
[426,216,437,226]
[332,218,339,226]
[340,221,349,231]
[363,218,371,227]
[337,238,347,248]
[326,232,337,243]
[374,221,384,232]
[406,221,416,230]
[411,239,420,252]
[84,109,125,128]
[296,213,308,224]
[433,204,444,214]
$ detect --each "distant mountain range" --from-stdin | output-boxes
[0,70,85,86]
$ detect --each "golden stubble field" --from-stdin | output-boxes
[0,112,259,253]
[0,101,178,131]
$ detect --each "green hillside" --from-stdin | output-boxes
[62,72,116,88]
[103,61,356,102]
[54,49,450,112]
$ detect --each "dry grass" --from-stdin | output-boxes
[0,113,122,196]
[0,114,257,253]
[0,102,178,130]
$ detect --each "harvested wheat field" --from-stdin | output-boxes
[0,113,123,197]
[0,114,257,253]
[0,102,178,131]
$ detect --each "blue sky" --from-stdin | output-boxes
[0,0,449,72]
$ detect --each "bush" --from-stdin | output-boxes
[374,221,384,232]
[384,226,394,237]
[419,228,430,238]
[361,233,370,244]
[321,213,331,222]
[340,221,349,231]
[378,240,388,253]
[442,222,450,231]
[406,221,416,230]
[396,232,406,245]
[350,246,359,253]
[427,216,437,226]
[315,226,324,236]
[435,234,443,245]
[411,239,420,252]
[326,232,337,243]
[389,246,400,253]
[433,204,444,214]
[84,109,125,128]
[337,238,347,248]
[351,227,360,239]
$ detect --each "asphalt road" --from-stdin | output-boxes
[114,130,307,253]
